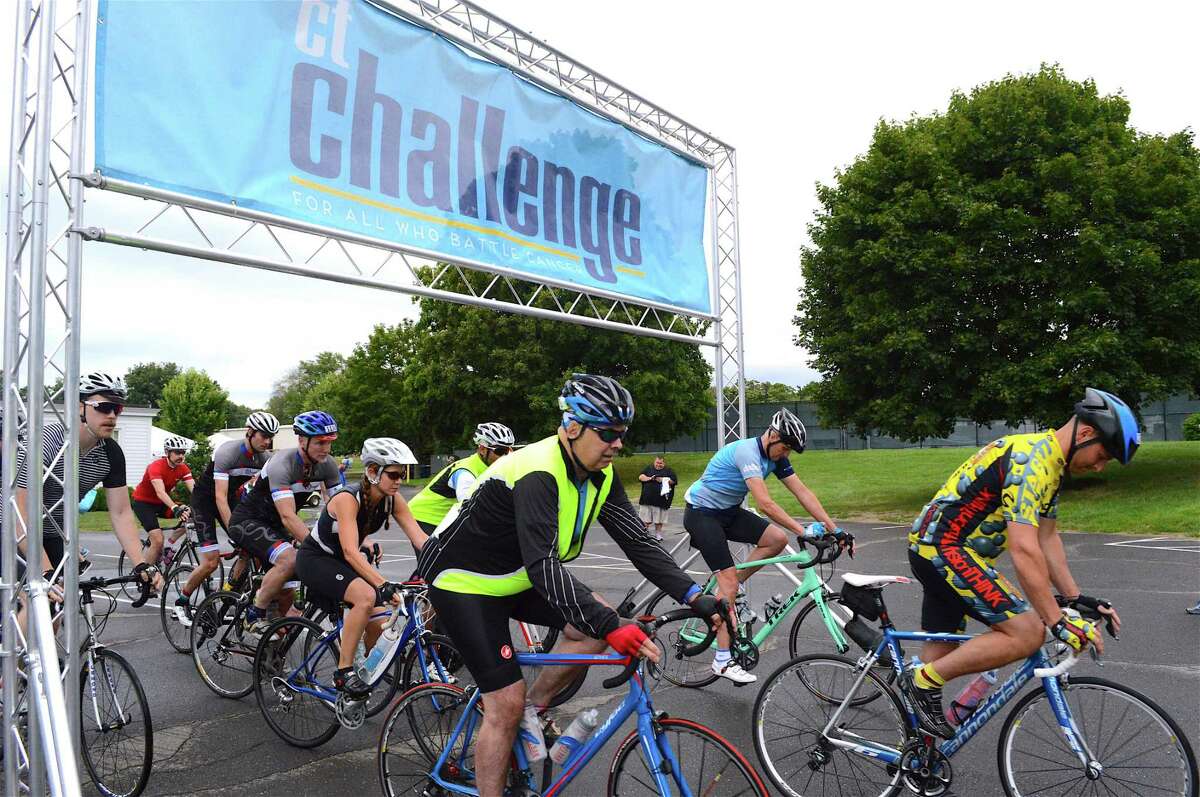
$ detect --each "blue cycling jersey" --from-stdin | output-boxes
[684,437,794,511]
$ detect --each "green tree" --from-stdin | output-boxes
[796,65,1200,439]
[158,370,229,441]
[267,352,346,423]
[181,437,214,500]
[125,362,181,407]
[223,400,254,429]
[721,379,817,405]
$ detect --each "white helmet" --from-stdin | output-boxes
[79,371,127,400]
[361,437,417,468]
[769,408,807,453]
[473,422,515,449]
[245,411,280,436]
[163,435,191,453]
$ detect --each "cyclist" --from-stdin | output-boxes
[296,437,427,698]
[7,372,163,592]
[130,434,195,569]
[904,387,1131,738]
[416,374,722,797]
[227,410,341,632]
[408,421,516,533]
[173,411,278,626]
[683,407,847,684]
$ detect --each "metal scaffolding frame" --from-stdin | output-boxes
[2,0,745,791]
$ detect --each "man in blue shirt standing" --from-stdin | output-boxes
[684,408,846,683]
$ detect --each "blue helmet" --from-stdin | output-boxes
[1074,388,1140,465]
[559,374,634,427]
[293,410,338,438]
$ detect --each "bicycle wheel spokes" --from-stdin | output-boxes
[159,563,204,654]
[753,655,906,797]
[254,617,341,748]
[609,717,768,796]
[644,590,718,689]
[377,683,479,797]
[79,648,153,797]
[190,592,257,698]
[1000,677,1198,797]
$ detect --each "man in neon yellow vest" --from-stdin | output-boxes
[416,374,722,797]
[407,422,516,533]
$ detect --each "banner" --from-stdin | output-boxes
[94,0,712,314]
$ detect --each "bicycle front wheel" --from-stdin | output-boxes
[159,563,204,654]
[999,675,1198,797]
[753,654,906,797]
[190,591,256,698]
[377,683,479,797]
[643,589,718,689]
[254,616,341,748]
[79,648,153,797]
[608,717,769,796]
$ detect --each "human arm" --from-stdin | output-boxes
[273,495,310,543]
[448,468,477,502]
[779,473,837,530]
[106,487,165,589]
[745,476,809,536]
[1038,516,1121,635]
[637,466,653,483]
[597,474,697,603]
[214,479,233,527]
[331,492,386,589]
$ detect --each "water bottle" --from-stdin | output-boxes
[549,709,599,765]
[361,616,404,684]
[945,669,998,726]
[518,702,548,762]
[762,594,785,623]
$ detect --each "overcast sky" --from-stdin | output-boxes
[2,1,1195,408]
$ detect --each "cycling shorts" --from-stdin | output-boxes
[131,500,171,533]
[908,548,1028,633]
[295,546,382,616]
[190,502,226,553]
[227,516,291,568]
[428,586,565,694]
[683,503,770,571]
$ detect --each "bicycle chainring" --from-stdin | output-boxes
[733,639,760,671]
[898,738,952,796]
[335,693,367,729]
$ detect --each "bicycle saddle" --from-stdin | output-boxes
[841,573,910,589]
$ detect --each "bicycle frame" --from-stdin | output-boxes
[428,653,691,797]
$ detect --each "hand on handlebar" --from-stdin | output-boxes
[1057,594,1120,639]
[172,505,192,522]
[688,593,731,633]
[1051,609,1103,656]
[606,620,658,662]
[133,561,165,592]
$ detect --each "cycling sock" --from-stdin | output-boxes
[913,663,945,690]
[714,648,731,666]
[245,605,265,623]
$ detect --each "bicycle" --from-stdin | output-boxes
[252,582,464,748]
[116,519,225,601]
[159,545,243,654]
[375,604,771,797]
[751,572,1199,797]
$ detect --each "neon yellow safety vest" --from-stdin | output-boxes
[407,452,488,526]
[431,436,613,596]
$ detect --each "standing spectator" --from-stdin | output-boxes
[338,453,352,486]
[638,455,677,541]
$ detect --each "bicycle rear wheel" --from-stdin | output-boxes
[79,648,153,797]
[254,616,341,748]
[999,676,1198,797]
[399,633,468,693]
[159,563,206,653]
[753,654,906,797]
[787,593,896,701]
[643,589,718,688]
[608,716,769,796]
[190,591,257,698]
[377,683,479,797]
[115,540,148,602]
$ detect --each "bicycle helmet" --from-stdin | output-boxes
[361,437,417,467]
[162,435,191,453]
[473,422,516,449]
[769,408,808,453]
[559,374,635,427]
[79,371,127,400]
[245,411,280,436]
[293,410,338,438]
[1073,388,1140,465]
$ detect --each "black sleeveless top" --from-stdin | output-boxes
[305,484,391,560]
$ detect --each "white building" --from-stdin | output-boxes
[208,424,299,454]
[111,406,159,484]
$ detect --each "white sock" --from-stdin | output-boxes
[714,648,731,666]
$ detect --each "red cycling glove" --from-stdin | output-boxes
[605,623,649,657]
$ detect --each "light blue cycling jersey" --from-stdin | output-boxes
[684,437,794,511]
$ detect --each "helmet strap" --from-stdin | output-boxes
[78,402,103,450]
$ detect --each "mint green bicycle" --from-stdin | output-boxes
[646,535,895,689]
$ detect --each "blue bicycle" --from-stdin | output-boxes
[752,573,1198,797]
[375,607,770,796]
[252,583,463,748]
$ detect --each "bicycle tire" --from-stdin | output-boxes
[752,653,906,797]
[377,683,478,797]
[253,616,341,748]
[998,675,1198,797]
[787,593,896,700]
[643,589,718,688]
[399,633,468,697]
[190,591,257,698]
[79,647,153,797]
[608,716,769,796]
[159,563,203,654]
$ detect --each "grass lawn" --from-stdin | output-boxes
[616,441,1199,536]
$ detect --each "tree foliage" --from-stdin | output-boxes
[223,400,254,429]
[266,352,346,423]
[722,380,820,405]
[125,362,181,407]
[796,65,1200,439]
[158,369,229,441]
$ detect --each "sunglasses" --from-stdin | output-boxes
[83,400,124,416]
[489,446,513,456]
[587,424,629,444]
[381,469,405,481]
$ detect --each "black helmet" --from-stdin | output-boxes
[1074,388,1140,465]
[559,374,635,427]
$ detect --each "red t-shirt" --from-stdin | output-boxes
[131,458,193,505]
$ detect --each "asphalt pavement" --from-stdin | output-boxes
[74,511,1199,796]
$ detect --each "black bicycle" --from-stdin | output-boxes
[116,519,225,601]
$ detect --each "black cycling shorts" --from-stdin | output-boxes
[428,586,565,694]
[295,546,382,615]
[683,504,770,571]
[190,502,226,553]
[227,516,291,568]
[908,549,1028,634]
[132,500,170,533]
